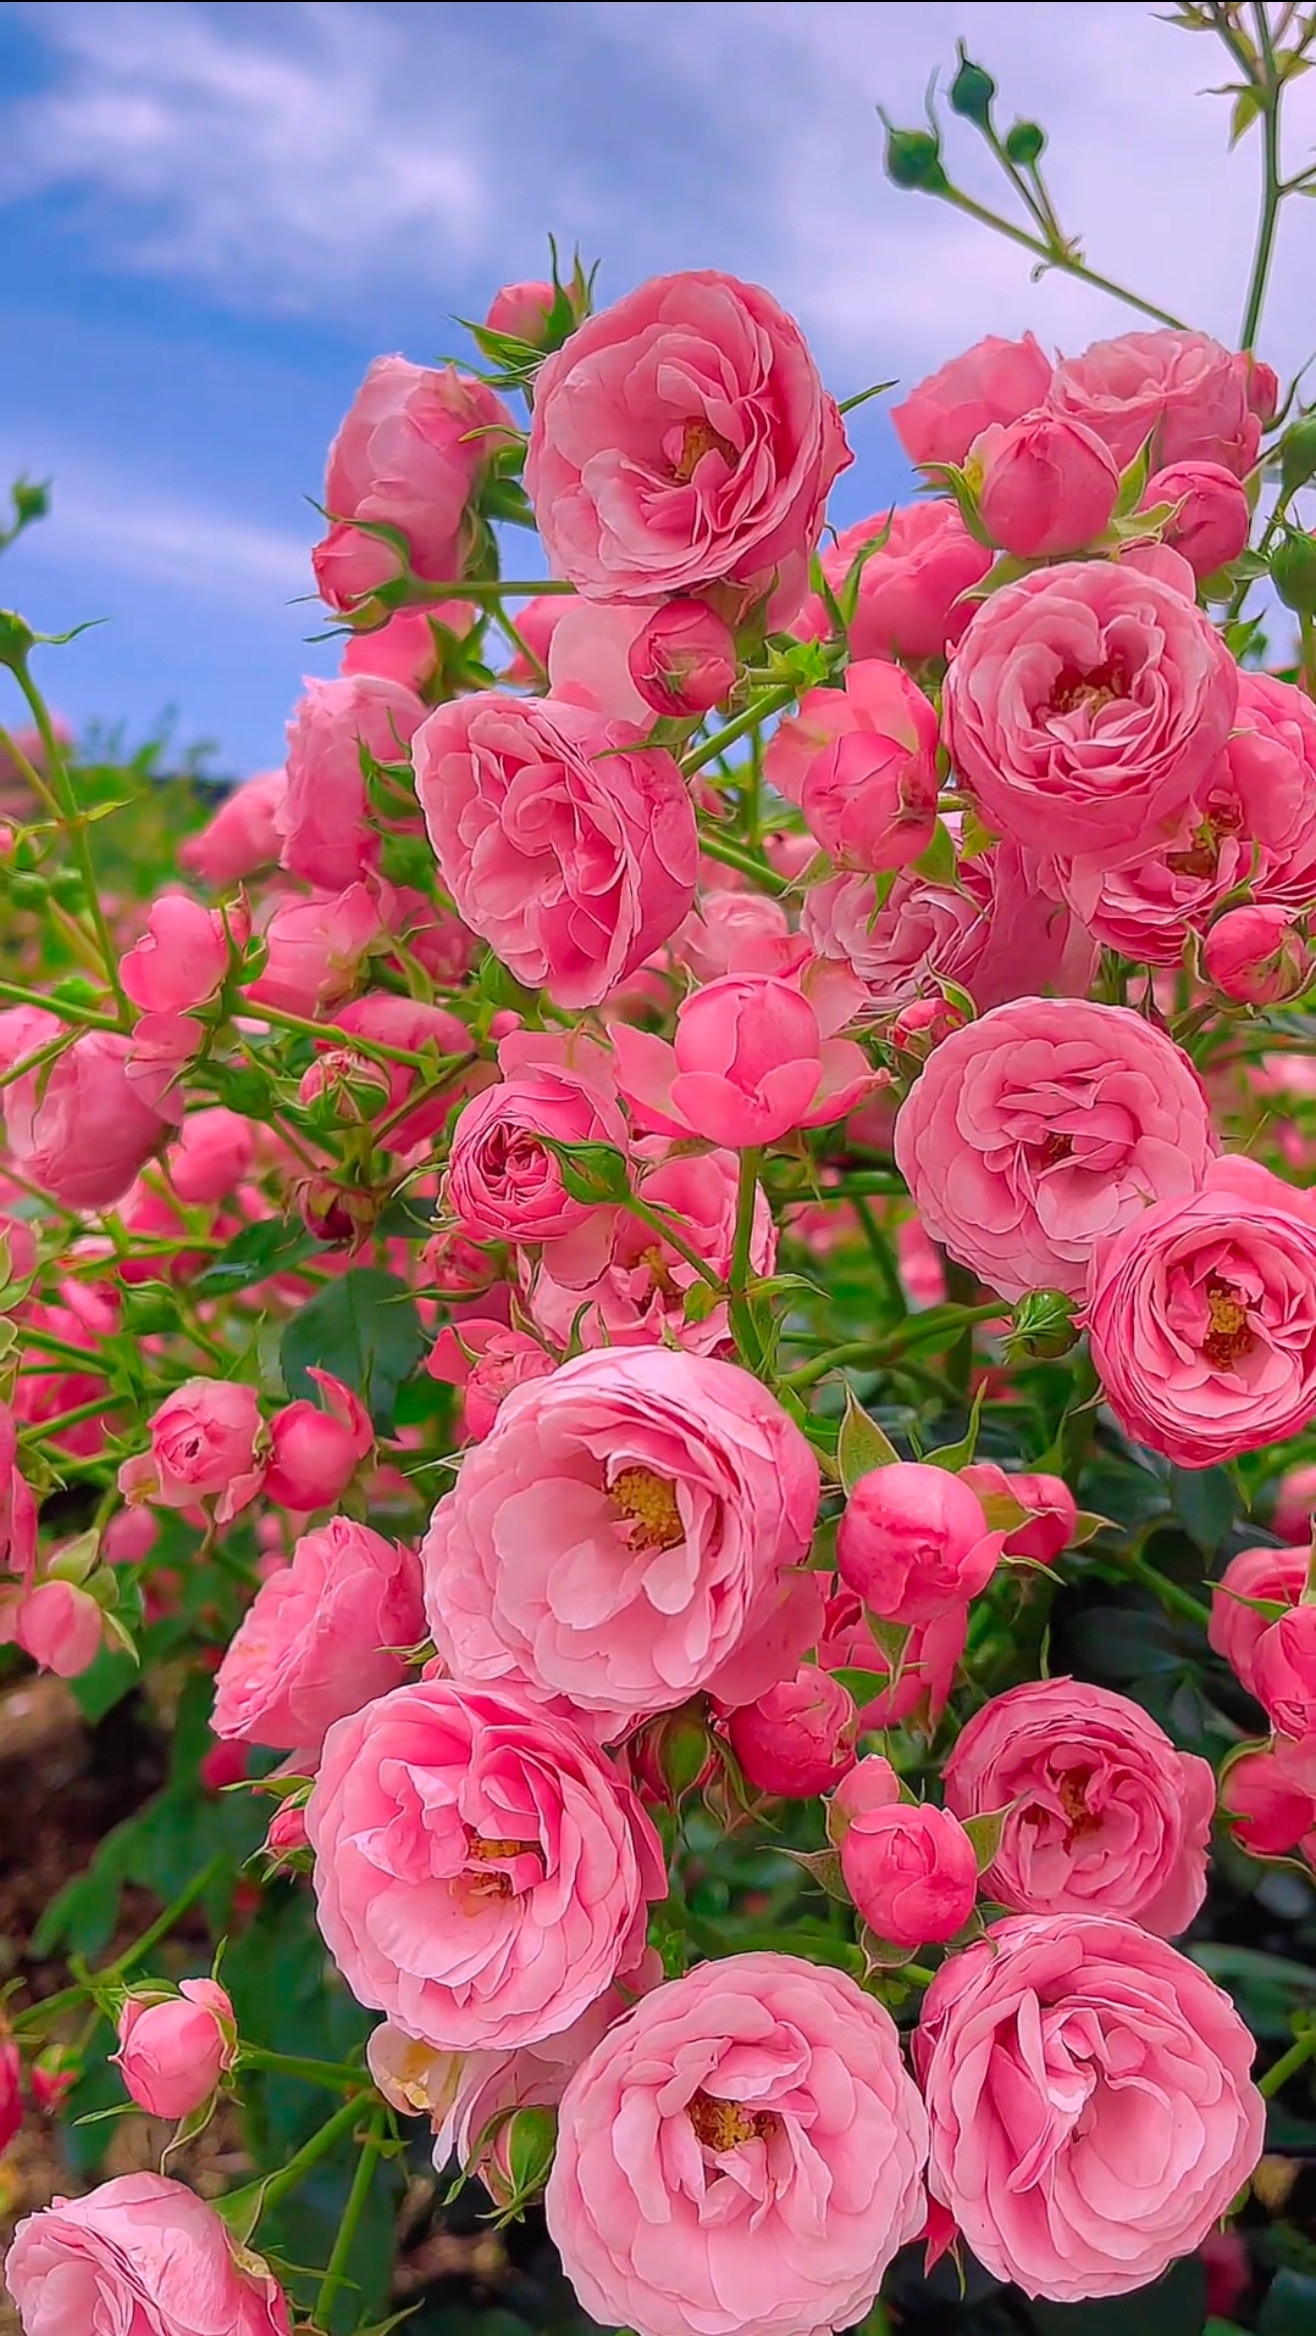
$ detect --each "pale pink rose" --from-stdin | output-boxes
[112,1980,236,2120]
[914,1913,1264,2301]
[800,500,991,663]
[726,1664,858,1798]
[304,992,476,1151]
[263,1369,374,1511]
[819,1583,966,1729]
[894,997,1217,1302]
[381,881,478,984]
[1048,327,1267,475]
[179,768,285,885]
[307,1676,665,2050]
[1143,459,1250,577]
[4,2173,292,2336]
[628,599,738,717]
[117,1379,266,1523]
[1206,903,1311,1004]
[959,1464,1078,1564]
[943,1677,1213,1936]
[837,1462,1002,1623]
[1209,1542,1310,1695]
[444,1029,628,1243]
[0,1010,168,1212]
[279,673,425,889]
[245,884,386,1017]
[763,660,938,873]
[526,269,851,624]
[546,598,658,726]
[427,1317,557,1440]
[1273,1462,1316,1543]
[414,693,698,1008]
[123,1008,205,1121]
[670,888,791,982]
[340,602,477,691]
[972,413,1119,558]
[421,1348,820,1737]
[120,893,241,1015]
[168,1107,255,1204]
[313,357,514,614]
[943,560,1238,871]
[3,1579,105,1679]
[1086,1154,1316,1467]
[612,964,875,1147]
[1252,1603,1316,1742]
[1222,1745,1316,1855]
[211,1515,422,1750]
[485,278,556,343]
[546,1950,928,2336]
[893,332,1054,467]
[841,1801,978,1948]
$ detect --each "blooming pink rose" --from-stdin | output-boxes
[943,560,1238,871]
[546,598,659,726]
[1048,327,1267,475]
[819,1583,966,1729]
[422,1348,819,1737]
[726,1664,858,1798]
[117,1379,266,1523]
[168,1107,255,1204]
[303,992,476,1151]
[894,997,1217,1302]
[307,1677,664,2050]
[801,500,991,663]
[427,1317,557,1440]
[212,1516,422,1750]
[1252,1603,1316,1743]
[5,2173,292,2336]
[1222,1745,1316,1855]
[313,357,514,614]
[120,893,241,1016]
[179,768,285,885]
[612,965,874,1147]
[628,599,738,717]
[1209,1542,1310,1695]
[444,1029,628,1244]
[414,693,698,1008]
[972,413,1119,558]
[959,1464,1078,1564]
[943,1677,1213,1936]
[245,883,386,1017]
[764,661,939,873]
[671,888,791,983]
[112,1980,236,2120]
[893,332,1054,467]
[279,673,425,889]
[838,1463,1002,1624]
[915,1912,1264,2301]
[0,1010,168,1212]
[526,269,850,624]
[1206,903,1311,1005]
[841,1801,978,1948]
[546,1951,928,2336]
[263,1369,374,1511]
[3,1579,104,1679]
[1143,459,1250,577]
[340,602,476,692]
[1086,1154,1316,1467]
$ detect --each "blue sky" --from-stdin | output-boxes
[1,0,1314,775]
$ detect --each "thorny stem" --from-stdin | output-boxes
[681,684,798,777]
[1258,2019,1316,2098]
[728,1148,766,1371]
[315,2105,388,2326]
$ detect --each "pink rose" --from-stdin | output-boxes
[1085,1155,1316,1467]
[168,1107,255,1204]
[112,1980,236,2120]
[0,1010,168,1212]
[1222,1745,1316,1855]
[1273,1462,1316,1543]
[525,269,850,624]
[943,1677,1214,1936]
[893,332,1054,467]
[1252,1603,1316,1743]
[840,1801,978,1948]
[340,602,476,692]
[726,1664,858,1798]
[546,598,658,726]
[545,1952,928,2336]
[307,1677,664,2050]
[829,1751,902,1836]
[972,412,1119,559]
[943,560,1238,871]
[1209,1543,1310,1696]
[894,997,1217,1302]
[5,2173,292,2336]
[1205,903,1311,1004]
[117,1379,266,1523]
[1048,327,1267,475]
[304,992,476,1152]
[819,1583,966,1729]
[427,1317,556,1440]
[211,1516,423,1750]
[628,599,738,717]
[612,965,874,1148]
[914,1913,1264,2300]
[414,693,698,1008]
[179,768,285,885]
[801,500,991,663]
[279,673,425,889]
[837,1462,1002,1623]
[1143,459,1250,578]
[444,1030,628,1243]
[313,356,514,614]
[671,888,791,982]
[263,1369,374,1511]
[421,1348,820,1737]
[763,660,939,872]
[959,1464,1078,1564]
[485,278,556,344]
[3,1579,105,1679]
[120,894,240,1015]
[245,884,386,1017]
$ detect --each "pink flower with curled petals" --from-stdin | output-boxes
[211,1515,423,1751]
[612,962,876,1148]
[1048,326,1269,475]
[5,2174,292,2336]
[764,660,939,873]
[893,332,1054,467]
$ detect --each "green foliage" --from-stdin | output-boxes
[280,1267,425,1430]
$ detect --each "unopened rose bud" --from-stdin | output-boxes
[971,413,1119,559]
[298,1047,392,1126]
[1272,528,1316,616]
[949,45,996,128]
[483,2104,558,2208]
[485,280,556,347]
[840,1801,978,1948]
[1142,460,1249,581]
[827,1752,902,1846]
[837,1462,1002,1623]
[625,1704,717,1808]
[890,995,968,1059]
[297,1176,378,1248]
[881,118,950,194]
[31,2045,78,2114]
[1204,903,1312,1006]
[1280,412,1316,495]
[112,1981,236,2121]
[726,1666,858,1799]
[627,599,738,718]
[1006,1288,1078,1359]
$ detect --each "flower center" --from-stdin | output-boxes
[460,1829,540,1904]
[641,1243,680,1300]
[687,2089,779,2152]
[674,417,736,483]
[610,1465,684,1551]
[1201,1276,1254,1369]
[1049,660,1125,719]
[1058,1768,1101,1840]
[1039,1131,1073,1167]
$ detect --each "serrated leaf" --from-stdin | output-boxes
[784,1847,849,1900]
[910,817,958,888]
[196,1217,317,1296]
[924,1381,987,1471]
[962,1805,1012,1871]
[280,1267,424,1432]
[837,1386,901,1491]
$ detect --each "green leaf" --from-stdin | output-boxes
[909,817,958,887]
[1260,2272,1316,2336]
[1169,1462,1240,1552]
[196,1216,317,1296]
[924,1381,987,1472]
[68,1643,140,1725]
[962,1805,1011,1871]
[280,1267,424,1431]
[829,1666,894,1704]
[837,1386,901,1491]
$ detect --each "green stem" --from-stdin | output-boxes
[0,977,118,1030]
[1124,1550,1213,1632]
[782,1339,893,1392]
[15,1855,227,2033]
[407,577,575,601]
[13,664,131,1021]
[20,1324,116,1373]
[854,1196,907,1319]
[19,1393,129,1445]
[238,2046,366,2095]
[622,1194,722,1289]
[727,1147,766,1371]
[681,684,798,777]
[1259,2022,1316,2099]
[1239,1,1284,350]
[939,185,1187,330]
[1300,610,1316,701]
[252,2089,376,2217]
[248,1000,435,1072]
[696,827,790,896]
[316,2106,387,2326]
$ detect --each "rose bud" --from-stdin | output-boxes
[486,279,556,345]
[837,1462,1003,1623]
[1142,459,1249,580]
[840,1801,978,1947]
[960,1461,1078,1564]
[263,1370,373,1511]
[827,1752,903,1845]
[971,412,1119,559]
[627,599,738,718]
[725,1665,859,1798]
[1220,1747,1316,1857]
[1204,903,1312,1006]
[1252,1603,1316,1743]
[111,1981,236,2121]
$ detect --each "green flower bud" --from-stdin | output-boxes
[120,1282,181,1335]
[0,609,35,672]
[1008,1288,1078,1359]
[8,870,49,908]
[1280,413,1316,497]
[1004,118,1046,167]
[48,867,86,910]
[950,46,996,128]
[1272,529,1316,617]
[880,115,950,195]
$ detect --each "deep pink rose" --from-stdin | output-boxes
[829,1751,902,1836]
[5,2174,292,2336]
[307,1677,664,2050]
[212,1516,423,1751]
[840,1801,978,1948]
[943,1677,1213,1936]
[1048,327,1267,475]
[914,1913,1264,2301]
[1085,1155,1316,1467]
[819,1584,966,1729]
[414,692,697,1008]
[763,660,939,872]
[279,673,425,889]
[893,332,1054,467]
[671,889,792,983]
[340,603,476,692]
[545,1952,928,2336]
[179,768,285,886]
[245,884,386,1017]
[526,269,850,624]
[427,1316,557,1440]
[0,2023,18,2155]
[444,1029,628,1243]
[1252,1602,1316,1743]
[421,1348,819,1737]
[612,963,874,1147]
[1209,1542,1310,1697]
[959,1464,1078,1564]
[313,357,514,614]
[838,1463,1001,1623]
[972,413,1119,559]
[112,1980,236,2120]
[801,500,991,663]
[168,1107,255,1204]
[262,1370,374,1512]
[3,1579,104,1679]
[117,1379,266,1523]
[0,1010,168,1212]
[1222,1745,1316,1855]
[943,560,1238,871]
[894,997,1216,1302]
[1205,903,1311,1005]
[1143,459,1249,577]
[1273,1460,1316,1542]
[726,1664,858,1798]
[546,598,658,726]
[628,599,738,717]
[120,894,239,1016]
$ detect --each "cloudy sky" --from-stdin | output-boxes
[1,0,1314,772]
